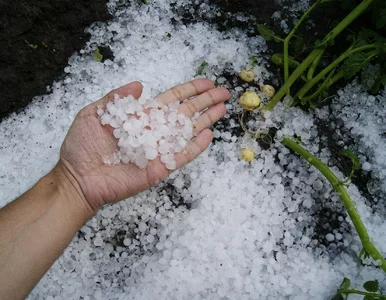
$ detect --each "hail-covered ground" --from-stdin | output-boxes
[0,0,386,299]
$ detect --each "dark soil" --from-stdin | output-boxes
[0,0,111,121]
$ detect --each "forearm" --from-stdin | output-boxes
[0,164,95,300]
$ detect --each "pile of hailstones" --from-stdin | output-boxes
[97,95,199,170]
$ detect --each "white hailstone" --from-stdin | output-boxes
[362,162,371,171]
[325,233,335,242]
[146,235,155,243]
[335,233,343,240]
[138,222,147,232]
[99,94,196,170]
[312,180,323,191]
[302,198,312,209]
[93,237,104,247]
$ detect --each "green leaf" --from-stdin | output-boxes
[257,24,276,41]
[92,48,103,62]
[363,280,379,293]
[249,57,259,68]
[271,53,300,68]
[357,29,386,46]
[375,8,386,30]
[363,296,376,300]
[330,293,344,300]
[340,149,361,172]
[294,38,305,55]
[360,248,370,260]
[341,52,371,80]
[375,41,386,56]
[273,36,283,43]
[370,74,386,94]
[194,61,208,77]
[339,277,351,291]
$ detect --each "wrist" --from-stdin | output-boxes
[48,162,97,219]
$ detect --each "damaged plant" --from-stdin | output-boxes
[258,0,386,109]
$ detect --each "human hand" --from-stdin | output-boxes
[57,79,230,212]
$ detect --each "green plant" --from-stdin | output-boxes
[332,277,386,299]
[194,61,208,77]
[282,137,386,272]
[258,0,386,110]
[92,48,103,62]
[340,149,361,184]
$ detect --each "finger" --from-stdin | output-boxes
[94,81,143,107]
[193,103,227,135]
[156,79,214,105]
[174,129,213,169]
[179,87,230,117]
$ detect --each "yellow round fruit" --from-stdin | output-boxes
[261,85,276,98]
[241,148,255,162]
[239,91,261,111]
[240,69,256,83]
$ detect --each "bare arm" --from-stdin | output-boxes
[0,165,93,299]
[0,79,230,299]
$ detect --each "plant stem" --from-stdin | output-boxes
[301,70,347,104]
[296,45,378,100]
[265,49,323,110]
[307,50,324,81]
[319,0,375,48]
[300,70,339,104]
[265,0,375,110]
[282,137,386,272]
[283,0,323,95]
[343,289,386,298]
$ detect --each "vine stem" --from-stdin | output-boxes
[265,0,375,111]
[296,45,378,100]
[282,137,386,272]
[283,0,324,95]
[343,289,386,298]
[299,70,344,104]
[307,50,324,81]
[265,49,323,110]
[318,0,374,48]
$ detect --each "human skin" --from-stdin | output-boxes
[0,79,230,299]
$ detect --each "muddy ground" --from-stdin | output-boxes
[0,0,334,121]
[0,0,111,120]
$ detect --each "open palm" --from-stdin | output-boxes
[58,79,230,211]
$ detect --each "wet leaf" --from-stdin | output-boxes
[194,61,208,77]
[92,48,103,62]
[340,149,361,172]
[271,54,300,68]
[249,57,259,68]
[370,74,386,94]
[257,24,276,42]
[330,293,344,300]
[374,6,386,29]
[363,280,379,293]
[294,38,305,55]
[341,52,370,80]
[339,277,351,291]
